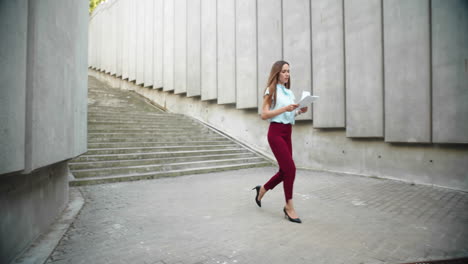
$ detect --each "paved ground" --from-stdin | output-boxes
[46,167,468,264]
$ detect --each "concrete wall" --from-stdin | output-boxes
[284,0,313,120]
[0,0,88,263]
[257,0,282,113]
[344,0,383,138]
[174,0,187,94]
[163,0,174,92]
[235,0,257,109]
[143,0,154,87]
[201,0,218,100]
[431,0,468,143]
[311,0,345,127]
[186,0,201,97]
[153,0,164,88]
[384,0,431,143]
[0,0,28,174]
[0,162,69,264]
[217,0,236,105]
[88,1,468,190]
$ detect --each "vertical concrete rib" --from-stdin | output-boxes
[257,0,282,114]
[235,0,258,109]
[284,0,312,120]
[311,0,345,126]
[201,0,217,100]
[186,0,201,96]
[431,0,468,143]
[383,0,431,143]
[217,0,236,104]
[344,0,383,137]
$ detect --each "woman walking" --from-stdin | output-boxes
[253,61,307,224]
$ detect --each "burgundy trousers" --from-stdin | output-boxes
[264,122,296,202]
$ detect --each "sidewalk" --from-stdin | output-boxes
[45,167,468,264]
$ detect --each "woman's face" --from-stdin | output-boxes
[278,64,290,85]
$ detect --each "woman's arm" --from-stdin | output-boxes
[260,95,299,120]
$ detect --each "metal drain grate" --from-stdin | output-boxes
[401,257,468,264]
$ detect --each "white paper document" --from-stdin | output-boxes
[297,91,319,109]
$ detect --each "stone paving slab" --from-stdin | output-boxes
[46,167,468,264]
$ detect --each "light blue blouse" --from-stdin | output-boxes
[264,84,296,124]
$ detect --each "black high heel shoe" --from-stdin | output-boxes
[252,185,261,207]
[283,207,302,223]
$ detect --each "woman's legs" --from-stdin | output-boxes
[260,124,297,216]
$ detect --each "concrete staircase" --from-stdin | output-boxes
[69,77,271,186]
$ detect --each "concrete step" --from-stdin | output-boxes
[87,114,187,120]
[87,127,210,134]
[73,149,252,162]
[88,121,199,127]
[87,131,219,139]
[71,157,266,178]
[70,161,271,186]
[88,110,175,117]
[69,153,259,170]
[84,144,241,155]
[87,140,235,149]
[86,135,228,143]
[71,76,272,186]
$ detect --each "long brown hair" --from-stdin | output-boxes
[264,61,291,107]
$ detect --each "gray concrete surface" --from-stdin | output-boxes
[152,0,164,89]
[432,0,468,144]
[46,167,468,264]
[186,0,201,97]
[12,188,84,264]
[143,0,154,87]
[217,0,236,105]
[201,0,217,101]
[311,0,345,127]
[383,0,431,143]
[283,0,312,121]
[257,0,282,114]
[235,0,257,109]
[344,0,383,138]
[1,162,69,264]
[0,0,27,174]
[174,0,187,95]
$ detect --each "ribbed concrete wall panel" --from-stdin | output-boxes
[74,0,89,157]
[121,0,130,79]
[96,12,102,70]
[110,3,118,75]
[0,0,27,174]
[432,0,468,143]
[235,0,257,109]
[153,0,163,88]
[105,7,112,73]
[136,2,145,85]
[384,0,431,143]
[257,0,282,114]
[115,0,123,77]
[26,0,88,170]
[201,0,217,100]
[128,2,137,81]
[163,0,174,91]
[284,0,312,120]
[187,0,201,97]
[344,0,383,137]
[143,0,154,87]
[217,0,236,104]
[311,0,345,126]
[174,0,187,94]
